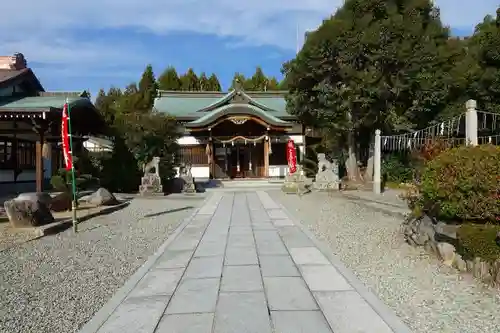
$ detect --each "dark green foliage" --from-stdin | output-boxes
[180,68,200,91]
[267,77,280,90]
[248,67,268,91]
[137,65,158,112]
[207,73,222,91]
[284,0,462,139]
[419,145,500,222]
[199,72,209,91]
[158,66,182,90]
[381,153,413,183]
[457,224,500,262]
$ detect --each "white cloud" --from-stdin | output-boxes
[0,0,497,75]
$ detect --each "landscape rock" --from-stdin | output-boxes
[453,254,467,272]
[51,192,72,212]
[15,192,52,207]
[88,188,118,206]
[437,242,456,266]
[4,199,54,228]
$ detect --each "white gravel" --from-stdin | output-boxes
[0,197,203,333]
[269,190,500,333]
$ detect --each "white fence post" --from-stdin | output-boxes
[465,99,478,146]
[373,129,381,194]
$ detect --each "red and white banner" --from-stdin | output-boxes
[286,139,297,174]
[61,103,73,171]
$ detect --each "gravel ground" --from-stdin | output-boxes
[269,190,500,333]
[0,197,204,333]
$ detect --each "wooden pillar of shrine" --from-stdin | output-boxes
[264,133,270,178]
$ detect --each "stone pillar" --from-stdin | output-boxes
[465,99,478,146]
[373,129,381,194]
[264,137,269,177]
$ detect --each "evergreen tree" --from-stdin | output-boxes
[137,64,158,111]
[468,9,500,114]
[95,89,107,111]
[199,72,209,91]
[158,66,181,90]
[284,0,460,179]
[207,73,222,91]
[180,68,200,91]
[230,72,249,90]
[267,77,280,91]
[248,67,268,91]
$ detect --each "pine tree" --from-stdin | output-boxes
[248,67,268,91]
[180,68,200,91]
[230,72,248,90]
[199,72,209,91]
[207,73,222,91]
[158,66,181,90]
[137,65,158,111]
[266,77,280,91]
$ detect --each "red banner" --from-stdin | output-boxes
[61,103,73,171]
[286,139,297,174]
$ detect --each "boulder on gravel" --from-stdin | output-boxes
[4,199,55,228]
[87,188,118,206]
[15,192,52,207]
[51,192,72,212]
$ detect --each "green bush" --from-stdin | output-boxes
[419,144,500,222]
[50,168,100,192]
[381,153,413,183]
[456,224,500,262]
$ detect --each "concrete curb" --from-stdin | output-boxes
[78,193,213,333]
[273,194,414,333]
[341,193,409,218]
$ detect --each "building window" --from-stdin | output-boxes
[177,145,208,165]
[17,141,35,169]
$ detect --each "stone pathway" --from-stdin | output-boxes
[80,191,412,333]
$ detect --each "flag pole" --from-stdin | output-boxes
[66,99,78,232]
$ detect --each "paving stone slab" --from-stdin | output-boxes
[184,256,224,279]
[271,311,333,333]
[314,291,394,333]
[259,255,300,277]
[254,230,288,255]
[251,222,276,230]
[155,250,193,269]
[263,277,318,311]
[166,278,220,314]
[127,268,184,298]
[300,265,353,292]
[225,246,258,265]
[221,265,263,292]
[228,226,253,235]
[155,313,214,333]
[213,292,272,333]
[194,240,227,257]
[256,191,280,209]
[272,218,294,226]
[227,233,255,248]
[289,247,330,265]
[277,226,315,248]
[168,236,202,251]
[97,295,170,333]
[267,208,288,219]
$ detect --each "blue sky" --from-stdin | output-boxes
[0,0,498,96]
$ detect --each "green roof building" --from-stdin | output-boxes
[0,53,102,194]
[153,87,305,179]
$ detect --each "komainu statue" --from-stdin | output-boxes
[143,156,160,177]
[313,153,340,191]
[139,156,163,196]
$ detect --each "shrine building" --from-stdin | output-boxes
[0,53,103,194]
[153,87,309,179]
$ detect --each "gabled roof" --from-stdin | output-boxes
[185,103,292,128]
[0,92,93,112]
[0,68,44,92]
[153,89,290,119]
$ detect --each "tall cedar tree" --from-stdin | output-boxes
[468,8,500,114]
[207,73,222,91]
[267,77,280,91]
[158,66,182,90]
[199,72,209,91]
[230,73,251,90]
[180,68,200,91]
[248,67,268,91]
[284,0,461,135]
[137,65,158,111]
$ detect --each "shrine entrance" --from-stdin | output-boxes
[213,140,266,179]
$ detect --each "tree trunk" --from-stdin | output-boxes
[345,130,359,181]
